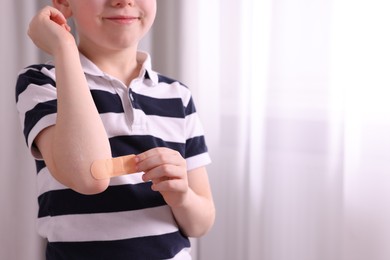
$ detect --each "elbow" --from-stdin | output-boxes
[186,222,215,238]
[185,207,216,238]
[72,178,110,195]
[51,167,110,195]
[197,211,216,238]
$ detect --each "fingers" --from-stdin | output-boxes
[62,23,72,32]
[136,147,188,191]
[31,6,68,29]
[47,7,68,27]
[47,7,72,32]
[136,148,190,207]
[28,6,75,55]
[137,147,186,171]
[141,164,183,182]
[151,178,187,193]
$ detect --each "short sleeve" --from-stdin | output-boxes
[184,96,212,171]
[15,64,58,159]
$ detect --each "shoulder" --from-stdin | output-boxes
[15,63,56,102]
[156,74,186,87]
[18,63,56,78]
[16,63,56,86]
[151,73,195,108]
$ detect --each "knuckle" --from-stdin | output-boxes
[161,164,171,173]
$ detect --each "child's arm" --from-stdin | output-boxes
[170,167,215,237]
[30,6,111,194]
[137,148,216,237]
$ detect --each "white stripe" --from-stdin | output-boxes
[37,167,145,196]
[37,168,67,196]
[16,83,57,129]
[101,112,186,143]
[36,153,210,196]
[185,113,206,139]
[27,114,57,159]
[99,112,132,138]
[40,65,56,79]
[133,81,191,103]
[87,76,118,93]
[18,67,35,75]
[186,153,212,171]
[147,114,186,142]
[36,155,210,196]
[37,205,179,242]
[101,111,204,143]
[108,171,145,185]
[167,247,192,260]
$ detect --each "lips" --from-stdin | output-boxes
[104,15,139,24]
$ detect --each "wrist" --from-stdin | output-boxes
[169,188,193,210]
[52,41,79,61]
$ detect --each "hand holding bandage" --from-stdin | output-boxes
[90,148,189,209]
[137,147,189,208]
[91,154,138,180]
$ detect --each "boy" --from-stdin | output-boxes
[15,0,215,259]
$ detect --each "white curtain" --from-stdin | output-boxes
[3,0,390,260]
[1,1,46,260]
[176,1,390,260]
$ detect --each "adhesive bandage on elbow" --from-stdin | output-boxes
[91,154,138,180]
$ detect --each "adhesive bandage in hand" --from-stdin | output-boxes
[91,154,138,180]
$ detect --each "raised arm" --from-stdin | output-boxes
[30,6,111,194]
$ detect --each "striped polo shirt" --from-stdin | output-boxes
[15,51,211,260]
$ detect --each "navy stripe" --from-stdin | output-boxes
[109,135,185,157]
[15,65,55,102]
[186,136,208,158]
[90,90,124,113]
[23,100,57,144]
[38,183,166,218]
[185,97,197,115]
[131,91,185,118]
[46,231,190,260]
[145,70,152,80]
[35,160,46,174]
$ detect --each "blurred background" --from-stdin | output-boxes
[2,0,390,259]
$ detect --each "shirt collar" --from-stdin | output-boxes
[79,51,159,86]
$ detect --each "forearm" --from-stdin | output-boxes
[171,188,215,237]
[137,150,216,237]
[50,44,111,194]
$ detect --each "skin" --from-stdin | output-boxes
[28,0,215,237]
